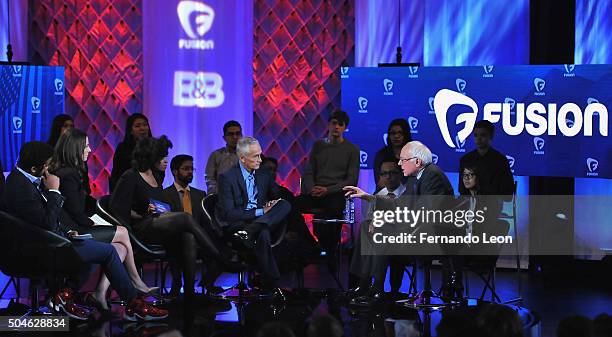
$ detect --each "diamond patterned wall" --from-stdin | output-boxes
[29,0,143,197]
[254,0,355,193]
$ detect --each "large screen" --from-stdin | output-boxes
[1,65,65,171]
[341,65,611,179]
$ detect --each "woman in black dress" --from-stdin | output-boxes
[109,113,152,192]
[110,136,242,299]
[50,129,157,311]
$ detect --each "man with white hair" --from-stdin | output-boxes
[344,141,456,305]
[216,136,291,295]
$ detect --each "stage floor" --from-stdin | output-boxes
[1,257,611,337]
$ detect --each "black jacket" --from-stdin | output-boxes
[216,164,280,227]
[162,184,207,223]
[55,167,95,228]
[2,168,70,236]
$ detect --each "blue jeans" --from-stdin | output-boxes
[72,239,136,302]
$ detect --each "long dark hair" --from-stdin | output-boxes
[123,113,152,146]
[50,128,88,179]
[386,118,412,149]
[132,135,173,172]
[47,114,74,147]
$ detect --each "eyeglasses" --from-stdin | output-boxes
[462,173,475,179]
[380,170,401,177]
[398,157,417,164]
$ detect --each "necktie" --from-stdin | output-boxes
[182,189,192,215]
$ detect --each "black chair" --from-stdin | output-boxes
[96,195,167,297]
[464,218,511,302]
[0,211,83,316]
[201,194,286,300]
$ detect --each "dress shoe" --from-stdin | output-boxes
[344,285,369,300]
[82,292,112,316]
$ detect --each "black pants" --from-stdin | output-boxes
[225,200,291,286]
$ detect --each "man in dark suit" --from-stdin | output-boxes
[163,154,220,295]
[216,137,291,292]
[344,141,455,304]
[2,141,167,321]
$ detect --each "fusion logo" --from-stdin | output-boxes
[586,158,599,177]
[433,89,478,148]
[357,96,368,113]
[31,97,41,114]
[340,67,349,79]
[428,96,435,115]
[506,155,515,173]
[383,79,394,96]
[431,153,439,165]
[383,133,388,146]
[173,71,224,108]
[12,65,22,77]
[54,79,64,95]
[177,1,215,50]
[408,66,419,79]
[505,97,516,115]
[408,116,419,134]
[454,135,466,153]
[563,64,575,77]
[456,78,467,94]
[533,137,545,155]
[432,89,609,149]
[483,65,494,78]
[534,78,546,96]
[12,116,22,134]
[359,150,368,168]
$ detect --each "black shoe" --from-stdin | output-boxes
[344,285,368,300]
[205,286,225,296]
[233,230,256,249]
[350,289,385,307]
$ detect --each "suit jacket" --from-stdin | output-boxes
[2,168,70,236]
[162,184,206,223]
[55,167,95,228]
[216,164,280,227]
[375,163,454,225]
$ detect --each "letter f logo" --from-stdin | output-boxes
[433,89,478,148]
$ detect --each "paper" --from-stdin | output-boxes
[90,214,113,226]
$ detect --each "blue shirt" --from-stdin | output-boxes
[239,163,263,217]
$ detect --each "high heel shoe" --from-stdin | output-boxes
[82,292,112,316]
[135,286,160,297]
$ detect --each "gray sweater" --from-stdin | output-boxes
[301,139,360,194]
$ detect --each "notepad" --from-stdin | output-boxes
[90,214,112,226]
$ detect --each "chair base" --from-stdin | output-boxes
[396,290,461,310]
[210,282,274,301]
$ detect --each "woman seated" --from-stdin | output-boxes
[50,128,157,312]
[110,135,242,299]
[109,113,152,192]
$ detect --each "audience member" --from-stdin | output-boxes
[110,136,243,300]
[109,113,152,192]
[349,159,407,306]
[557,315,593,337]
[373,118,412,190]
[476,304,523,337]
[205,120,242,194]
[458,120,513,197]
[307,314,344,337]
[2,141,167,321]
[299,110,360,271]
[257,321,296,337]
[162,154,221,296]
[216,137,291,295]
[50,128,157,312]
[47,114,74,148]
